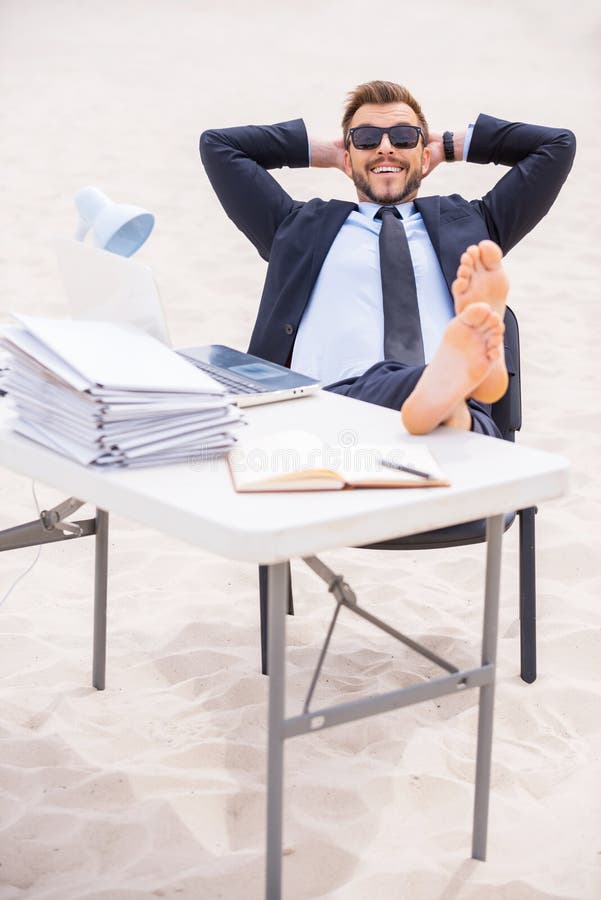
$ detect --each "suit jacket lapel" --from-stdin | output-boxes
[414,195,441,259]
[414,194,473,292]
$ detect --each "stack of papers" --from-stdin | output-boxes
[0,314,243,468]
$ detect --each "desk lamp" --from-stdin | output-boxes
[74,186,154,257]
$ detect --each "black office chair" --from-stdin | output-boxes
[258,307,538,683]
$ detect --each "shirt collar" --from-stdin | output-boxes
[358,200,417,220]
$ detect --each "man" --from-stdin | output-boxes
[200,81,575,436]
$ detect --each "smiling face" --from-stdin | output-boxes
[343,102,430,205]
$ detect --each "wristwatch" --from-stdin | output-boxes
[443,131,455,162]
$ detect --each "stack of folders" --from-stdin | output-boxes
[0,314,243,468]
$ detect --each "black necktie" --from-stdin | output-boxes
[375,206,424,365]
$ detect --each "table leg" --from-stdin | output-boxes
[93,509,109,691]
[265,562,288,900]
[472,514,503,860]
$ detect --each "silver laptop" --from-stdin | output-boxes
[176,344,319,407]
[54,239,320,407]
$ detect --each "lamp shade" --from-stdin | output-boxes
[74,186,154,257]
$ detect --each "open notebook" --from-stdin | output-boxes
[228,429,449,492]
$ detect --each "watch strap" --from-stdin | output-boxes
[443,130,455,162]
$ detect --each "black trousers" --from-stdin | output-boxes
[326,359,501,438]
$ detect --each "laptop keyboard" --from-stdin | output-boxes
[187,358,262,394]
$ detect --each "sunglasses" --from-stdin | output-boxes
[347,124,424,151]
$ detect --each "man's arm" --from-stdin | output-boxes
[467,114,576,253]
[426,116,576,254]
[199,119,309,261]
[308,137,346,170]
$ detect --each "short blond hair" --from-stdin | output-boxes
[342,80,429,145]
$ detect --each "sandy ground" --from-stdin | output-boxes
[1,0,600,897]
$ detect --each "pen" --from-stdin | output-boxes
[379,457,435,480]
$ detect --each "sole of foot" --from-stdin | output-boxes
[452,240,509,404]
[401,302,504,435]
[451,240,509,318]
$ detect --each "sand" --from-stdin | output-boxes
[1,0,600,897]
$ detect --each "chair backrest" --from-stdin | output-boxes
[491,306,522,442]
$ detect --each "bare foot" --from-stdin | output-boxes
[451,240,509,404]
[401,303,504,435]
[451,240,509,317]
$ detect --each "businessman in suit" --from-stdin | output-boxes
[200,80,575,436]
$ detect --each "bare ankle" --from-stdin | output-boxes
[442,401,472,431]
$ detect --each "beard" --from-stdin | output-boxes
[351,161,423,205]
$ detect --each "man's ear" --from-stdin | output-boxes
[343,148,353,179]
[421,145,431,176]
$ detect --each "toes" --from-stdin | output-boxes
[478,240,503,270]
[452,275,469,294]
[486,330,504,357]
[466,244,481,266]
[484,316,504,337]
[462,241,503,274]
[463,304,502,333]
[486,312,503,334]
[483,323,504,356]
[460,302,492,327]
[484,326,503,346]
[457,263,471,279]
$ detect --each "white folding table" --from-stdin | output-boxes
[0,391,568,900]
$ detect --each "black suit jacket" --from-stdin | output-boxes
[200,114,575,371]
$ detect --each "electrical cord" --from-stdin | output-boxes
[0,481,43,609]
